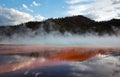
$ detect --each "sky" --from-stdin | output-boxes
[0,0,120,26]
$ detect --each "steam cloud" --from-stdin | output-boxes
[0,30,120,47]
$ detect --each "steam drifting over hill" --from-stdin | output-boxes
[0,15,120,46]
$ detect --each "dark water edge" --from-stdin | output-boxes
[0,45,120,77]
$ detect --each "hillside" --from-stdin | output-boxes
[0,15,120,39]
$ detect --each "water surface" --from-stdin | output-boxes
[0,44,120,77]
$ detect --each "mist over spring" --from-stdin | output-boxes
[0,30,119,47]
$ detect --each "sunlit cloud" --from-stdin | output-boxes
[35,14,45,21]
[32,1,41,6]
[22,4,33,12]
[66,0,120,21]
[0,7,34,26]
[66,0,91,4]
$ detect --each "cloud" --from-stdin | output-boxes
[32,1,41,6]
[22,4,28,9]
[66,0,120,21]
[35,15,45,21]
[66,0,90,4]
[31,1,41,7]
[22,4,33,12]
[0,7,34,26]
[67,4,92,15]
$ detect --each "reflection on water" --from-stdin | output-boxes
[0,44,120,77]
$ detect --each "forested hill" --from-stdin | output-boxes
[0,15,120,37]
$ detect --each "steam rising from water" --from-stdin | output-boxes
[1,31,120,47]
